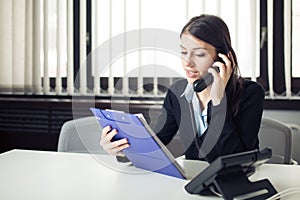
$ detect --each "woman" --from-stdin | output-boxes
[100,14,265,163]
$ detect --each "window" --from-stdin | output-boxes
[40,0,67,78]
[292,0,300,78]
[0,0,71,94]
[90,0,260,96]
[259,0,300,100]
[0,0,299,106]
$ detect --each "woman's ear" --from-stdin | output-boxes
[227,51,236,68]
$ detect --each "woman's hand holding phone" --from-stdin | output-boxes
[99,126,130,156]
[209,53,233,105]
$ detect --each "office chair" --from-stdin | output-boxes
[258,117,293,164]
[57,116,106,154]
[58,115,184,157]
[289,124,300,164]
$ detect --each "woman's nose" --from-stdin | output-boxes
[183,57,193,66]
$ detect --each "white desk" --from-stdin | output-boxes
[0,150,300,200]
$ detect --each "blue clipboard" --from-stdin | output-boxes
[90,107,186,179]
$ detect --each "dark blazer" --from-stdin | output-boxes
[154,78,265,163]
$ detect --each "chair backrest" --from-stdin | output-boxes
[289,124,300,164]
[57,115,184,157]
[258,117,293,164]
[57,116,106,154]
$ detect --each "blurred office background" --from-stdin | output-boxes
[0,0,299,161]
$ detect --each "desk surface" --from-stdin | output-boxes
[0,150,300,200]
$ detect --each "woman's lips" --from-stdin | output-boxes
[185,69,198,78]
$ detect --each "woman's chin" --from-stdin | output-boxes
[187,77,198,84]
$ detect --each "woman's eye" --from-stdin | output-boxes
[181,51,188,55]
[195,53,205,57]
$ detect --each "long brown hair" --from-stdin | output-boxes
[180,14,244,119]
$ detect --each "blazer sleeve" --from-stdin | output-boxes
[235,81,265,149]
[202,81,265,163]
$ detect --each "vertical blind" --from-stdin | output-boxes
[0,0,299,99]
[91,0,260,97]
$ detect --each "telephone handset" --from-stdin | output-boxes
[193,67,220,92]
[193,56,224,92]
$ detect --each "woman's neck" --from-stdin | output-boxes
[196,88,211,110]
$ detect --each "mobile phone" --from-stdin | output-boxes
[193,66,220,92]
